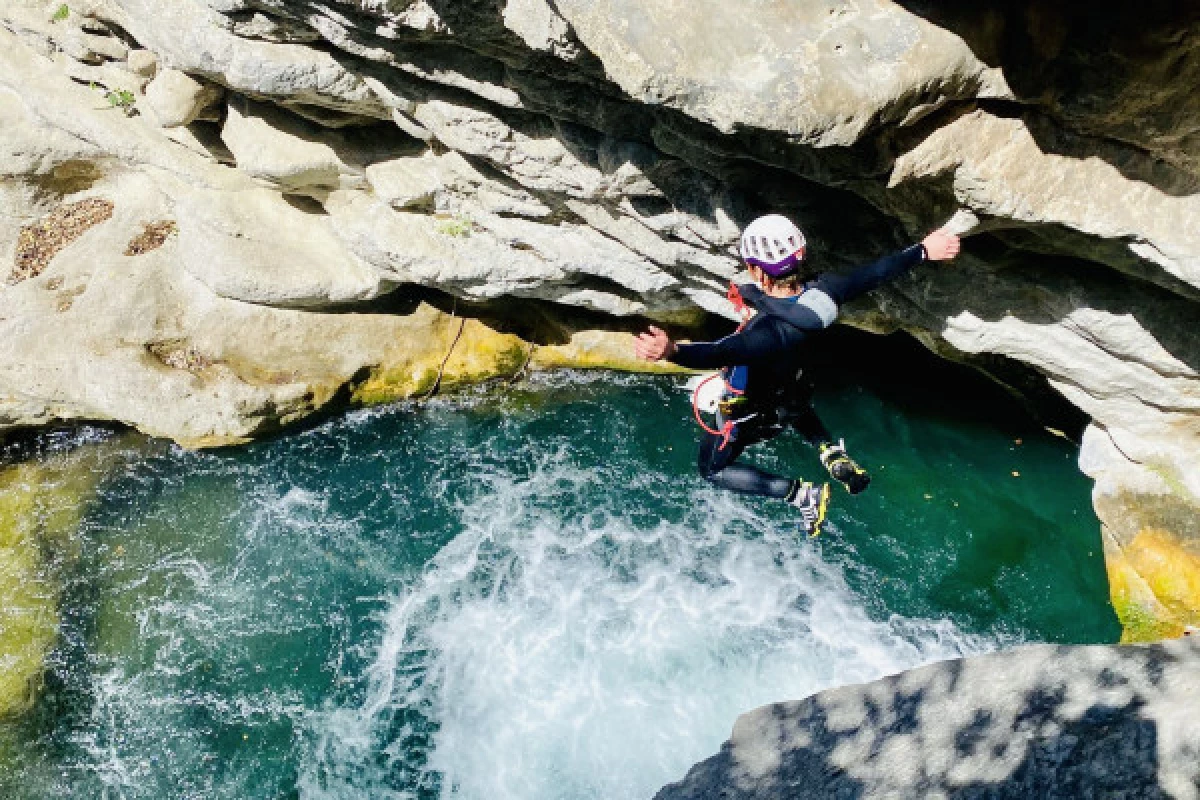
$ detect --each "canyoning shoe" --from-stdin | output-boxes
[820,440,871,495]
[789,481,830,538]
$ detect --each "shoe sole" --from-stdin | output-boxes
[826,456,869,495]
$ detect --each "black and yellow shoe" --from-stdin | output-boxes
[819,439,871,495]
[788,481,830,537]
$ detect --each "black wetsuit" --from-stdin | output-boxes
[670,244,927,498]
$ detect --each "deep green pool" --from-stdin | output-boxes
[0,364,1118,799]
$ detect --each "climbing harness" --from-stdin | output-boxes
[687,282,759,450]
[689,371,759,450]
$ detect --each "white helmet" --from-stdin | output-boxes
[739,214,807,277]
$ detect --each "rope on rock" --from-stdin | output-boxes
[419,300,467,404]
[509,342,538,384]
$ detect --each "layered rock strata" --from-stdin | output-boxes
[656,638,1200,800]
[1,0,1198,637]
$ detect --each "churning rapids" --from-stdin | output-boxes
[0,368,1118,799]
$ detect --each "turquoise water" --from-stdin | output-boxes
[0,367,1117,799]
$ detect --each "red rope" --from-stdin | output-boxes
[690,372,737,449]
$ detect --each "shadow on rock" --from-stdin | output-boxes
[655,639,1199,799]
[893,0,1200,196]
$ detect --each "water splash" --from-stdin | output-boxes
[307,450,993,799]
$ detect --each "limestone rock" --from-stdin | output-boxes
[1081,425,1200,641]
[367,150,551,217]
[365,151,451,211]
[657,639,1200,800]
[108,0,386,117]
[143,68,223,128]
[173,184,387,307]
[2,2,128,66]
[220,97,347,191]
[502,0,580,60]
[552,0,1006,141]
[411,100,622,200]
[125,48,158,78]
[0,23,236,188]
[323,189,677,313]
[228,11,320,44]
[60,26,129,65]
[889,110,1200,294]
[889,3,1200,186]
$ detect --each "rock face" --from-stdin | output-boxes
[142,68,223,128]
[1,0,1198,635]
[656,638,1200,800]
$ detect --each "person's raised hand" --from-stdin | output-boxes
[922,229,961,261]
[633,326,677,362]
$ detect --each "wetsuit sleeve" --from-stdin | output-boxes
[668,324,781,370]
[737,284,832,330]
[816,243,926,305]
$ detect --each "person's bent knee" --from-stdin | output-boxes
[697,451,725,484]
[698,436,735,484]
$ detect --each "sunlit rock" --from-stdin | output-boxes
[657,639,1200,799]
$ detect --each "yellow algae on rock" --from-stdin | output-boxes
[1110,529,1200,642]
[1098,491,1200,643]
[531,330,691,375]
[351,305,690,406]
[1105,532,1186,643]
[351,305,530,405]
[0,446,119,715]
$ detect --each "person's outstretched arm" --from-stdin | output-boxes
[818,230,960,305]
[633,324,779,370]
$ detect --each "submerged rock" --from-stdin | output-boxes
[656,639,1200,800]
[0,439,128,715]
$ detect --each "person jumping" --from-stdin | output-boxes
[633,215,961,536]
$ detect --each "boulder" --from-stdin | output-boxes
[657,639,1200,800]
[125,48,158,78]
[142,67,223,128]
[219,97,348,191]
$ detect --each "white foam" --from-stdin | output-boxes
[64,481,355,799]
[305,453,996,800]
